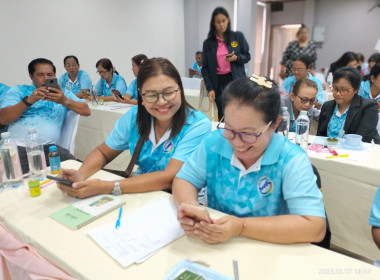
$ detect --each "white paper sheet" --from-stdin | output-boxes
[101,103,133,110]
[87,198,184,267]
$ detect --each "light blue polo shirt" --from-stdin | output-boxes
[359,80,380,102]
[0,85,83,144]
[0,83,10,98]
[105,106,211,175]
[327,104,349,138]
[95,73,127,97]
[177,131,325,218]
[58,70,92,94]
[125,78,138,99]
[191,62,202,78]
[282,72,324,104]
[369,185,380,227]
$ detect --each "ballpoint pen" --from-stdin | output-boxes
[115,206,123,229]
[233,259,239,280]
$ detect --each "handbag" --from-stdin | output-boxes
[123,137,144,177]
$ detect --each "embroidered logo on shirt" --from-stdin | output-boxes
[231,41,238,47]
[257,176,273,196]
[163,139,174,153]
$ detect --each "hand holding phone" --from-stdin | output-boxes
[225,51,235,59]
[180,202,212,223]
[46,175,74,186]
[112,89,124,100]
[45,78,59,90]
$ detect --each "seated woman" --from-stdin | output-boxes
[57,58,211,198]
[359,63,380,112]
[369,184,380,250]
[95,58,127,102]
[58,55,92,98]
[113,54,148,105]
[173,75,326,245]
[282,55,324,109]
[317,67,380,143]
[281,78,319,132]
[327,51,359,76]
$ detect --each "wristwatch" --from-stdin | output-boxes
[22,96,33,107]
[112,180,122,196]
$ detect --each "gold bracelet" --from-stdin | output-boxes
[239,218,247,236]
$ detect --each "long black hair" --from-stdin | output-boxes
[329,52,358,74]
[207,7,231,44]
[136,57,192,141]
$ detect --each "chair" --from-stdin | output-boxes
[311,164,331,250]
[181,77,202,90]
[57,110,80,154]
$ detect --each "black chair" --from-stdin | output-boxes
[311,164,331,249]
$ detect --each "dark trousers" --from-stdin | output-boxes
[215,73,233,121]
[18,144,75,174]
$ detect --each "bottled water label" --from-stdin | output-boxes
[27,150,47,176]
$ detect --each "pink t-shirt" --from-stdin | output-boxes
[216,34,231,75]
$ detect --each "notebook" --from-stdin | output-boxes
[50,194,126,230]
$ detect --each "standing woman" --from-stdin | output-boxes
[58,55,92,98]
[317,67,380,143]
[113,54,148,105]
[95,58,127,102]
[202,7,250,120]
[280,24,317,79]
[358,63,380,112]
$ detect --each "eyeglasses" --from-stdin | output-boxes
[96,70,109,75]
[331,86,353,95]
[217,117,273,144]
[297,95,316,104]
[141,88,180,103]
[291,67,306,73]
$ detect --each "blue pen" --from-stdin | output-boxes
[115,207,123,229]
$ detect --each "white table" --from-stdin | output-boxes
[1,160,379,280]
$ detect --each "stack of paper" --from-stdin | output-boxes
[88,198,184,267]
[101,103,133,110]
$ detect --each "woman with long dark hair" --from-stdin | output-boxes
[57,58,211,198]
[202,7,250,120]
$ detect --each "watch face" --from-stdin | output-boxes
[112,181,122,196]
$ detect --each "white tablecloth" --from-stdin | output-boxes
[1,160,379,280]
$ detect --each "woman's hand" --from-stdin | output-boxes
[194,215,242,244]
[208,90,215,103]
[177,203,200,235]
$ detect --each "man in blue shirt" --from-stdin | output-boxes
[189,51,202,78]
[0,58,91,173]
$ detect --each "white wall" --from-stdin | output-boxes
[270,1,305,26]
[314,0,380,71]
[0,0,185,87]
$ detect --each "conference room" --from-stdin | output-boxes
[1,0,380,279]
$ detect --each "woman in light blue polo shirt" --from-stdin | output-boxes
[173,75,326,244]
[57,58,211,198]
[113,54,148,105]
[359,63,380,112]
[282,54,324,109]
[58,56,92,98]
[95,58,127,102]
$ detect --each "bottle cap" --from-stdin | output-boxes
[49,145,57,152]
[281,107,288,111]
[300,111,308,115]
[27,127,37,133]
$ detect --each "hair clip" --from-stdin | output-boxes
[250,74,273,89]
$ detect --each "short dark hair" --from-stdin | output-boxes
[96,58,118,75]
[333,67,361,91]
[293,79,318,96]
[294,54,312,69]
[222,76,280,124]
[132,54,148,67]
[63,55,79,65]
[370,63,380,80]
[195,51,202,56]
[357,53,365,63]
[136,57,192,141]
[368,53,380,64]
[207,7,231,43]
[28,58,56,75]
[296,24,308,36]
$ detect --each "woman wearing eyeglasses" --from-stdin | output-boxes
[58,55,92,98]
[173,75,326,244]
[282,54,324,109]
[56,58,211,198]
[95,58,127,102]
[317,67,380,143]
[281,79,319,132]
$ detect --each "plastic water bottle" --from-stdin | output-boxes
[295,111,309,151]
[48,145,61,174]
[90,85,98,106]
[0,157,4,193]
[25,127,47,179]
[0,132,23,189]
[279,107,290,138]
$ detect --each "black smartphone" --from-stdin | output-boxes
[112,89,124,99]
[45,78,59,90]
[46,175,74,186]
[225,53,233,59]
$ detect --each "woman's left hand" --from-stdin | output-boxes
[194,215,242,244]
[58,179,106,199]
[224,53,238,62]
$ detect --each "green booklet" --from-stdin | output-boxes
[50,195,126,230]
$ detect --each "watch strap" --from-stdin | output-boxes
[22,96,33,107]
[112,180,122,196]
